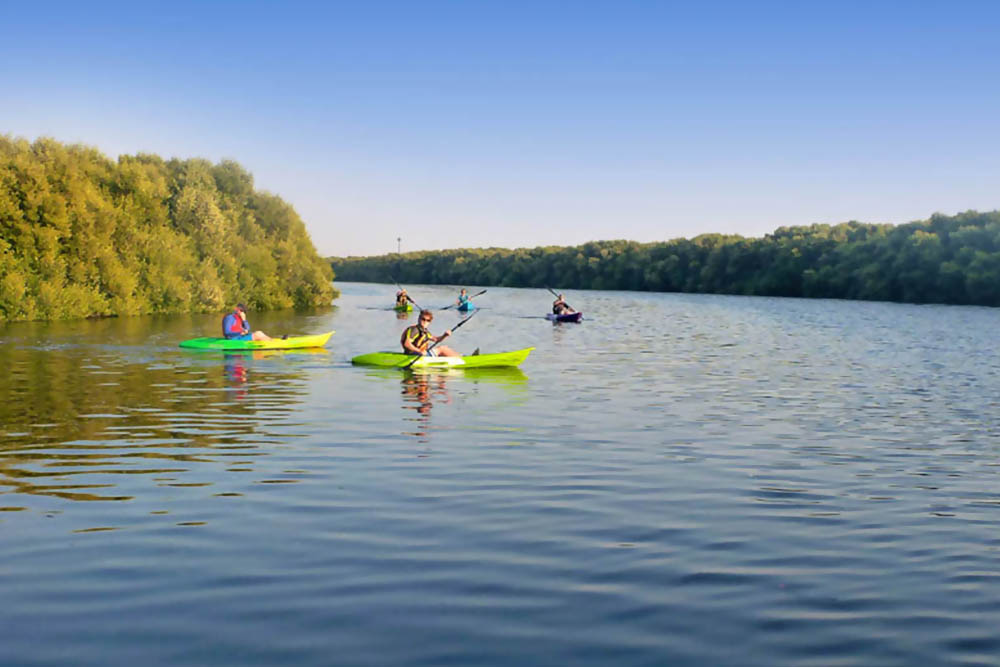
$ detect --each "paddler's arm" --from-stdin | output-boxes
[434,330,452,343]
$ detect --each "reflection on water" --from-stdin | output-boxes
[219,348,330,399]
[400,371,450,441]
[392,367,529,442]
[0,335,320,505]
[224,354,251,396]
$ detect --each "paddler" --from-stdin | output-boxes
[222,303,273,341]
[395,289,410,308]
[401,310,460,357]
[552,294,575,315]
[456,288,471,309]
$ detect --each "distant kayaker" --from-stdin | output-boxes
[396,289,409,308]
[401,310,460,357]
[456,288,470,309]
[222,303,273,341]
[552,294,574,315]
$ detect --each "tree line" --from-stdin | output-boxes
[330,210,1000,307]
[0,136,336,322]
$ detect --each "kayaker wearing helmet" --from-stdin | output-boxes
[222,303,273,341]
[552,294,574,315]
[401,310,459,357]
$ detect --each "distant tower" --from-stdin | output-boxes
[397,237,401,254]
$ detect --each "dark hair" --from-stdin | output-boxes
[419,310,433,320]
[237,303,246,311]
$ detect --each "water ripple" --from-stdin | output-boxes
[3,286,1000,665]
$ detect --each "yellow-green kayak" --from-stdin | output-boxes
[351,347,533,368]
[179,331,334,350]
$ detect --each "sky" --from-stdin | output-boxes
[2,1,999,257]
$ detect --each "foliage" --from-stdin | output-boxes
[330,211,1000,307]
[0,136,336,321]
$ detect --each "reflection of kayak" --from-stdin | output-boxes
[546,312,583,323]
[180,331,334,350]
[457,302,475,312]
[352,347,534,368]
[394,303,414,312]
[223,347,331,359]
[364,366,528,384]
[418,366,528,383]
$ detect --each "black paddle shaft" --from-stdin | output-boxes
[546,286,573,311]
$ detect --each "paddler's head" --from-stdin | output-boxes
[418,310,433,329]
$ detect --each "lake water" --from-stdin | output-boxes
[3,282,1000,666]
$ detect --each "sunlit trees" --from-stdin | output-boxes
[0,136,337,322]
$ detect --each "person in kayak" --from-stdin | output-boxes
[396,289,410,308]
[401,310,459,357]
[456,288,470,309]
[552,294,575,315]
[222,303,273,341]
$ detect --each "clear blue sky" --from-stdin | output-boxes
[3,1,998,256]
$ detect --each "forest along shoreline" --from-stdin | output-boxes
[330,210,1000,308]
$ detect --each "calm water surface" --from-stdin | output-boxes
[3,283,1000,665]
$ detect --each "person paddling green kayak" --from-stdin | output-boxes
[401,310,461,357]
[222,303,273,342]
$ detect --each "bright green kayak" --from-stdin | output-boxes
[352,347,534,368]
[179,331,334,350]
[393,303,414,312]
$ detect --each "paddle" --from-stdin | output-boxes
[442,289,487,310]
[404,310,479,368]
[545,286,574,312]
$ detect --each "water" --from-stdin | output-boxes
[3,283,1000,666]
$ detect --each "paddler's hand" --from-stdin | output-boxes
[442,330,452,338]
